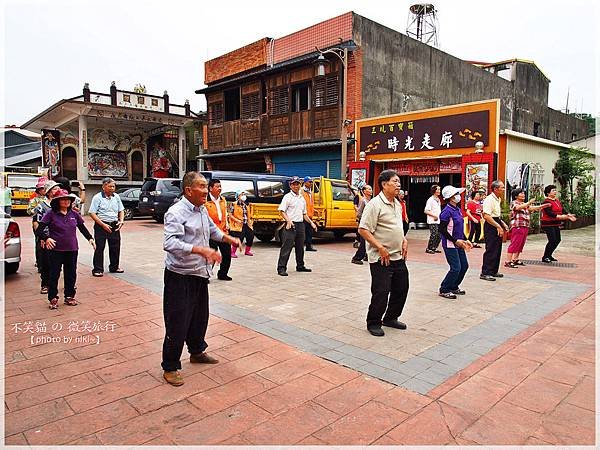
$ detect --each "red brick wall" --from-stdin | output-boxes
[346,48,363,163]
[272,12,353,64]
[204,38,269,85]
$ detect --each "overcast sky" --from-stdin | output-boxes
[2,0,598,126]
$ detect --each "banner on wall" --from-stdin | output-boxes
[41,129,60,177]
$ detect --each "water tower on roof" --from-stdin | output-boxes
[406,3,439,47]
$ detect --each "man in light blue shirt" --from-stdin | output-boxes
[89,177,125,276]
[161,171,240,387]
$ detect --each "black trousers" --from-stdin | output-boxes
[277,222,306,272]
[367,259,409,327]
[93,223,121,273]
[304,221,314,248]
[427,224,441,250]
[209,239,232,277]
[353,235,367,261]
[481,219,503,276]
[48,250,78,301]
[543,226,561,259]
[38,243,50,288]
[403,221,409,235]
[230,224,254,247]
[468,220,482,243]
[161,269,209,372]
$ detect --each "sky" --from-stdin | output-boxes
[2,0,598,126]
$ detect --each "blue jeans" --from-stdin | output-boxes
[440,247,468,293]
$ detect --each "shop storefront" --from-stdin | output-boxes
[350,100,500,226]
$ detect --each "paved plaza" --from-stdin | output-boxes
[3,216,596,446]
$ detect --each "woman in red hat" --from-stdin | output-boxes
[35,189,96,309]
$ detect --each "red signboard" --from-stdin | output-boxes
[359,110,489,156]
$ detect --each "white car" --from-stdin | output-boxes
[2,213,21,274]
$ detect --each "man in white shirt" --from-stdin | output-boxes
[276,176,317,276]
[480,180,509,281]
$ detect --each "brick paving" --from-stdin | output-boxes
[3,216,595,445]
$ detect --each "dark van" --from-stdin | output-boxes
[138,177,182,222]
[200,171,291,240]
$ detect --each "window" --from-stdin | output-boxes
[555,129,561,141]
[533,122,540,137]
[131,151,143,181]
[224,87,240,122]
[330,181,353,201]
[142,179,157,192]
[151,98,158,107]
[571,133,577,141]
[158,179,181,192]
[137,96,145,105]
[313,74,339,107]
[291,83,310,112]
[218,179,255,201]
[208,102,223,126]
[269,86,289,115]
[257,180,285,198]
[241,92,260,119]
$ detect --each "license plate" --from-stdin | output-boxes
[142,198,148,202]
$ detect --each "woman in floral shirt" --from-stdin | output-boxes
[504,188,549,268]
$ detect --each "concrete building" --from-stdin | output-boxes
[196,11,589,178]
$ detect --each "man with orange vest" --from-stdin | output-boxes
[205,179,233,280]
[302,176,317,251]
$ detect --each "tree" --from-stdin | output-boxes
[553,146,595,207]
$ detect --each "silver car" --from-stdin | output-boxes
[2,213,21,274]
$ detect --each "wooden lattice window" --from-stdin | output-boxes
[241,92,260,119]
[314,74,339,108]
[269,86,289,115]
[208,102,223,126]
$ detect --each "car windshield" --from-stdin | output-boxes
[159,180,181,192]
[141,180,158,192]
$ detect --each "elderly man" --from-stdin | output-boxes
[161,172,241,386]
[277,176,317,276]
[359,170,409,337]
[302,176,317,252]
[480,180,509,281]
[89,177,125,277]
[205,178,233,280]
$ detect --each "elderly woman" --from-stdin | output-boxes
[505,188,550,268]
[540,184,576,263]
[35,189,95,309]
[229,190,254,256]
[424,184,442,254]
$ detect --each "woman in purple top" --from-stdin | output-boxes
[438,185,473,299]
[36,189,96,309]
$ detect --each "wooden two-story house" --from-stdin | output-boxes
[196,12,360,178]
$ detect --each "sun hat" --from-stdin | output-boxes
[289,176,302,184]
[36,177,49,190]
[50,189,77,206]
[441,185,466,200]
[44,180,60,192]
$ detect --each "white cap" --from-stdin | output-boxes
[441,185,465,200]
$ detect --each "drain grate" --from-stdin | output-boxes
[519,260,577,268]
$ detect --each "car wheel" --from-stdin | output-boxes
[123,207,134,220]
[5,262,19,275]
[153,214,164,224]
[333,231,347,240]
[255,233,275,243]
